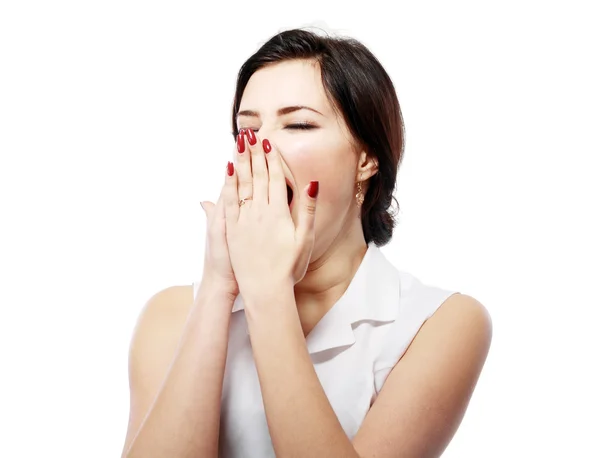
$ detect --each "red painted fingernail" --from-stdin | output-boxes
[227,161,234,176]
[262,138,272,153]
[237,132,245,153]
[246,128,257,145]
[308,180,319,198]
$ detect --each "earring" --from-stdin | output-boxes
[356,178,364,209]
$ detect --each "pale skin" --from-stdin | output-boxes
[121,59,493,457]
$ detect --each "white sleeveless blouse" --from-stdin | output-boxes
[192,242,459,458]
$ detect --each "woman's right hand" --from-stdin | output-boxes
[200,178,239,301]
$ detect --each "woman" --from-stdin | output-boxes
[121,28,492,458]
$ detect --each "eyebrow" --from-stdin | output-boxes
[236,105,324,119]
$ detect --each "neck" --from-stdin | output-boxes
[293,221,368,332]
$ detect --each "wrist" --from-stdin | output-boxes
[195,276,237,311]
[242,278,296,316]
[199,274,237,299]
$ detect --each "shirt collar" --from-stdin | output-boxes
[231,242,400,355]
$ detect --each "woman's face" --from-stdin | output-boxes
[235,59,363,257]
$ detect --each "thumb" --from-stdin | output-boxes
[200,200,216,220]
[296,181,319,245]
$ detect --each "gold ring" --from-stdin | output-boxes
[239,197,253,207]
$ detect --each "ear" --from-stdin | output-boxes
[355,150,379,181]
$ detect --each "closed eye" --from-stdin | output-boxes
[285,123,317,130]
[234,123,317,136]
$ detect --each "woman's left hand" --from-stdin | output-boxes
[223,129,319,303]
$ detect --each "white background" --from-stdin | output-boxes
[1,0,598,456]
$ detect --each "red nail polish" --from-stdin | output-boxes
[308,180,319,198]
[237,133,245,153]
[227,161,234,176]
[246,129,257,146]
[262,138,271,153]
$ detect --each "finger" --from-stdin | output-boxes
[215,188,226,226]
[246,129,268,206]
[200,200,214,220]
[200,200,218,253]
[209,181,227,228]
[223,161,239,225]
[235,129,253,204]
[296,180,319,248]
[263,138,288,212]
[200,201,213,250]
[213,188,227,240]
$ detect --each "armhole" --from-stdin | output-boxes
[372,287,461,395]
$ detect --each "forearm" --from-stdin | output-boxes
[244,284,360,458]
[125,280,233,458]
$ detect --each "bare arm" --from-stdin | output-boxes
[121,278,234,458]
[352,293,493,457]
[246,288,492,458]
[244,283,360,458]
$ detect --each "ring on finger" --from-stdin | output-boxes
[239,196,253,207]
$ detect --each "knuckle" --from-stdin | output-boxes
[253,168,266,178]
[305,204,317,216]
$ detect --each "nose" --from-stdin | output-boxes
[256,125,273,140]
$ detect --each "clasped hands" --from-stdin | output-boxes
[200,128,319,310]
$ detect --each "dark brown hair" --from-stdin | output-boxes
[231,28,404,246]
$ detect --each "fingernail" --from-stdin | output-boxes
[262,138,272,153]
[227,161,234,176]
[308,180,319,198]
[246,129,257,145]
[200,201,205,211]
[237,132,245,153]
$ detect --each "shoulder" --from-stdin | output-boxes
[401,292,492,363]
[396,268,491,331]
[128,284,195,370]
[398,292,493,392]
[135,284,194,325]
[127,285,195,408]
[376,277,492,369]
[425,293,493,348]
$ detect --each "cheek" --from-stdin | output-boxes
[281,135,354,202]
